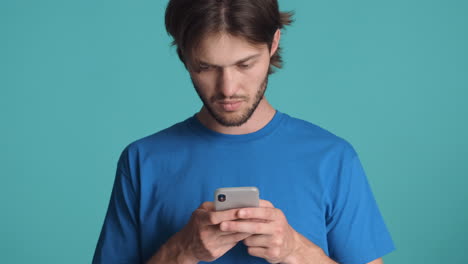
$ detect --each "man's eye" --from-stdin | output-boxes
[199,65,211,71]
[238,64,251,69]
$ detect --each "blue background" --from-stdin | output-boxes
[1,0,467,263]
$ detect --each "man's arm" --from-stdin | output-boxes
[284,230,337,264]
[146,202,251,264]
[220,200,388,264]
[289,232,385,264]
[292,231,385,263]
[368,258,383,264]
[220,200,337,264]
[286,230,384,264]
[146,231,198,264]
[92,148,141,263]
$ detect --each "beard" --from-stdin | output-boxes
[191,75,269,127]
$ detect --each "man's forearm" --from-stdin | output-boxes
[146,232,199,264]
[146,229,337,264]
[284,231,337,264]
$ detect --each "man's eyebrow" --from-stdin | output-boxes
[199,54,261,67]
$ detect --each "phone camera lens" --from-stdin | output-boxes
[218,194,226,202]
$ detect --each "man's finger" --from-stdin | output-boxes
[218,230,237,236]
[220,220,273,235]
[218,232,252,245]
[246,246,270,260]
[243,234,274,247]
[200,201,214,211]
[237,207,279,221]
[201,208,241,225]
[236,218,268,223]
[259,199,275,208]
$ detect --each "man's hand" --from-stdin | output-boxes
[147,201,251,264]
[219,200,334,264]
[181,201,252,262]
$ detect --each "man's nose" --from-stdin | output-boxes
[217,68,238,98]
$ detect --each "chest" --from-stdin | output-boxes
[138,146,330,255]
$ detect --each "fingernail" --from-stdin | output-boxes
[238,209,246,217]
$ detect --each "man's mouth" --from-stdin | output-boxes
[217,100,243,112]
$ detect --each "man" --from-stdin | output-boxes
[93,0,395,263]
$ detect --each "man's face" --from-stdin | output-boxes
[188,33,272,127]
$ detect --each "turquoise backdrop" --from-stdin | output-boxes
[1,0,467,263]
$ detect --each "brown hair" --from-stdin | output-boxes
[165,0,294,74]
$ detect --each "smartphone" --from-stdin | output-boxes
[214,187,260,211]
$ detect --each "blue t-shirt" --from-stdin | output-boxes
[93,110,395,264]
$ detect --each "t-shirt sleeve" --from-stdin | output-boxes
[92,147,142,264]
[325,154,395,264]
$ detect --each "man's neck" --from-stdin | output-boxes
[196,98,276,135]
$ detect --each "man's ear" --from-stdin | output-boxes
[270,29,281,56]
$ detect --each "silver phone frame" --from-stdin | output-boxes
[214,186,260,211]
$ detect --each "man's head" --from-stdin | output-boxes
[165,0,293,127]
[165,0,293,74]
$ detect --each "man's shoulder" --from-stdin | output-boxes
[282,113,336,137]
[280,112,357,156]
[282,113,349,141]
[122,116,193,155]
